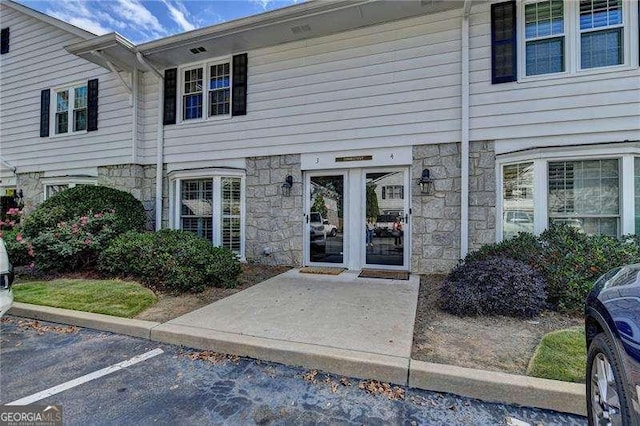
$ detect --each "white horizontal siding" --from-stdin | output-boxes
[468,1,640,150]
[0,4,133,176]
[147,9,463,166]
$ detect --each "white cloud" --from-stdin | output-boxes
[114,0,165,35]
[162,0,196,32]
[49,13,111,35]
[251,0,272,11]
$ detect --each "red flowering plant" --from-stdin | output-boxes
[0,207,34,268]
[30,210,120,272]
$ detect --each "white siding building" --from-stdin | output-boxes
[1,0,639,273]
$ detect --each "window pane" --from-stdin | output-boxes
[74,86,87,109]
[56,91,68,112]
[74,109,87,131]
[526,37,564,75]
[581,28,623,68]
[46,184,69,199]
[580,0,622,30]
[56,112,68,134]
[502,162,534,240]
[181,179,213,241]
[548,159,619,236]
[183,93,203,120]
[525,0,564,38]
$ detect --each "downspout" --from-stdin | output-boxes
[136,52,164,231]
[131,68,138,164]
[461,0,472,258]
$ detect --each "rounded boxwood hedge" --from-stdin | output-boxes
[21,185,146,238]
[440,256,547,318]
[97,229,241,293]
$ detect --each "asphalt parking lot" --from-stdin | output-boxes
[0,316,586,425]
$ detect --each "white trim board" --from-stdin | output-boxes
[301,146,413,171]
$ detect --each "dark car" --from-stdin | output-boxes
[585,265,640,425]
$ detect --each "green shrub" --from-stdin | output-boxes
[441,256,547,318]
[463,225,640,312]
[1,229,33,267]
[21,186,146,238]
[98,230,241,293]
[30,211,121,272]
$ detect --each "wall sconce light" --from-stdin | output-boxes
[281,175,294,197]
[418,169,435,195]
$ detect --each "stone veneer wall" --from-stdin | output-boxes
[411,143,461,273]
[468,141,496,252]
[97,164,168,229]
[15,172,44,215]
[245,154,303,266]
[411,141,497,274]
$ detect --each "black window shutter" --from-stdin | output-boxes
[1,27,9,54]
[382,187,386,200]
[40,89,50,137]
[491,1,517,84]
[87,78,99,131]
[232,53,248,116]
[163,68,177,125]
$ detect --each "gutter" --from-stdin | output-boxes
[136,53,164,231]
[460,0,472,258]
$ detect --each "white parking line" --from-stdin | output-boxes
[6,348,164,406]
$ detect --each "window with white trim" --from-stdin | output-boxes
[579,0,623,69]
[180,59,232,121]
[43,179,97,200]
[176,175,244,256]
[53,84,87,134]
[524,0,565,75]
[548,159,619,236]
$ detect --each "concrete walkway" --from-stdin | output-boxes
[151,269,419,383]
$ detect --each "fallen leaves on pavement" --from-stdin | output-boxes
[17,320,78,335]
[184,350,239,364]
[358,380,405,400]
[1,317,12,323]
[302,369,319,384]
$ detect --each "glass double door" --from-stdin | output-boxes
[305,168,409,270]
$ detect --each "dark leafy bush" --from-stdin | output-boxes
[463,225,640,312]
[30,211,121,272]
[440,256,547,318]
[21,186,146,238]
[98,230,241,293]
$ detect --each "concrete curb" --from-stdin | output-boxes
[409,360,586,416]
[150,322,409,385]
[8,302,160,339]
[6,303,587,416]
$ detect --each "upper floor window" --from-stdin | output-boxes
[54,84,87,134]
[382,185,404,200]
[181,60,231,121]
[494,0,635,83]
[579,0,623,68]
[524,0,565,75]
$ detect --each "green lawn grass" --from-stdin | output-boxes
[13,279,156,318]
[527,327,586,383]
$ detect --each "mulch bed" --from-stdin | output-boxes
[412,275,583,375]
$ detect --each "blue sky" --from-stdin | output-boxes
[16,0,301,44]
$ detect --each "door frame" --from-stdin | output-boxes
[361,167,411,271]
[303,170,349,268]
